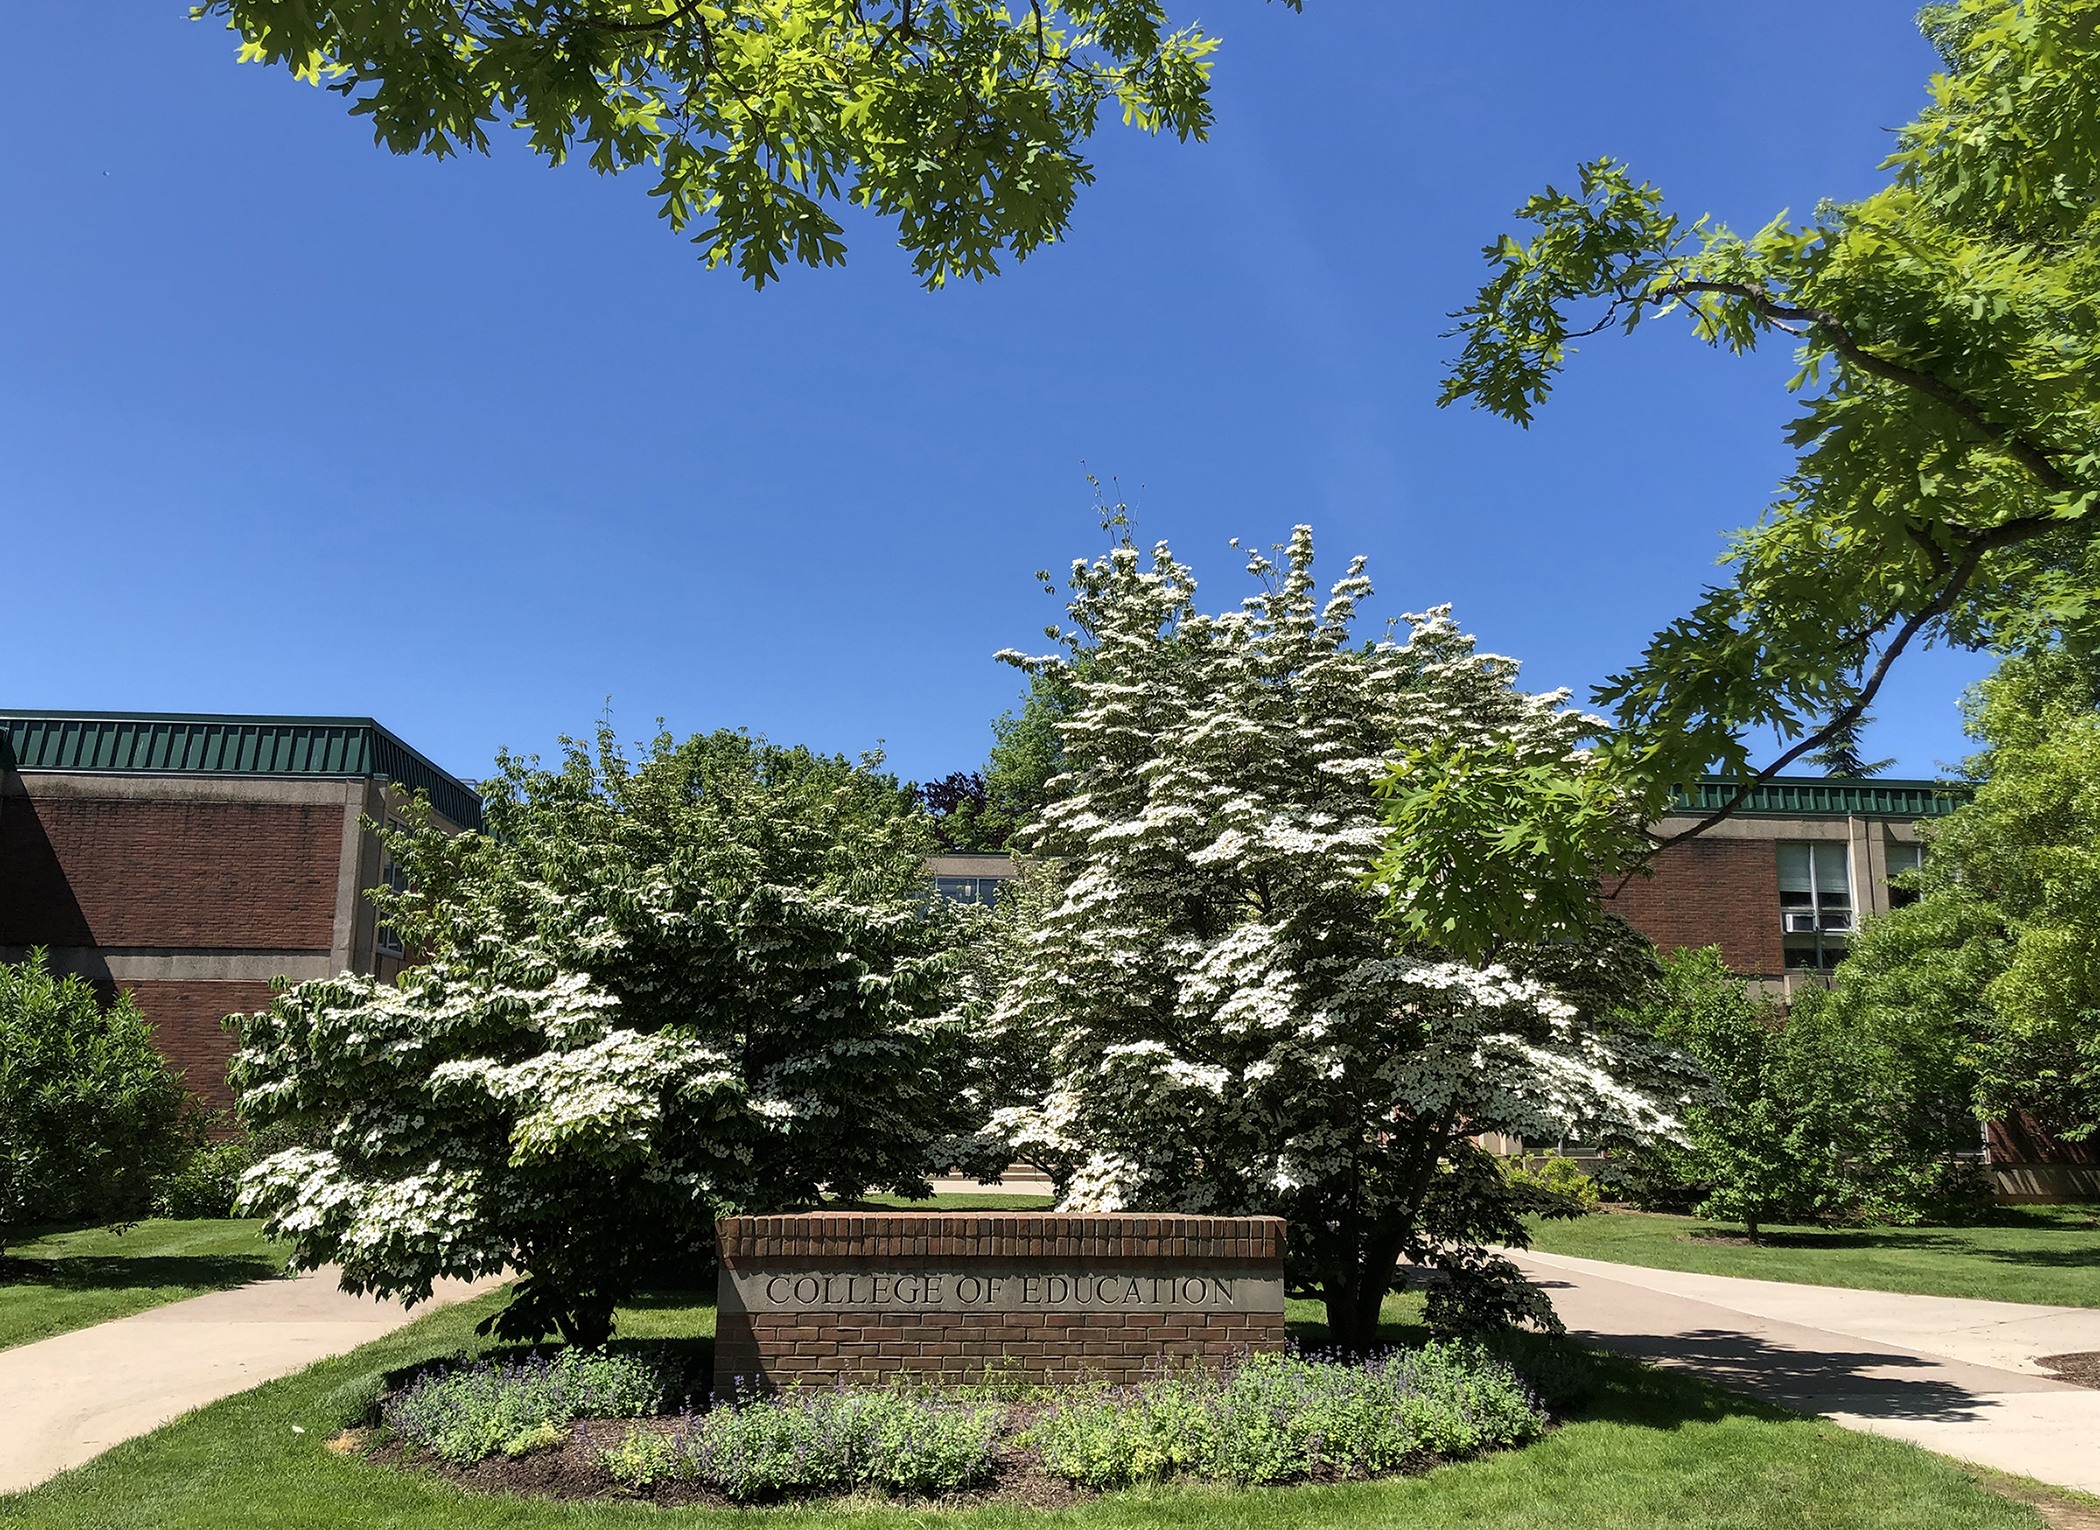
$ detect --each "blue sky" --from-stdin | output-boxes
[0,3,1989,786]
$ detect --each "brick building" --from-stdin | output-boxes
[0,711,482,1110]
[1603,775,1958,993]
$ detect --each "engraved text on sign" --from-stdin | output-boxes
[719,1266,1284,1314]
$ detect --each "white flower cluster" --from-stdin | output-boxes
[225,730,983,1328]
[983,527,1691,1329]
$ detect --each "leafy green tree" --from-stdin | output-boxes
[984,526,1695,1347]
[1822,647,2100,1150]
[0,952,193,1250]
[199,0,1295,288]
[1629,950,1846,1239]
[233,726,982,1347]
[1442,0,2100,825]
[1616,949,1989,1233]
[915,668,1076,851]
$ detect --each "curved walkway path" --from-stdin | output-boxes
[0,1265,504,1493]
[1511,1248,2100,1495]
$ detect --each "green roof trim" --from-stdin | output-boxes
[0,711,484,832]
[1671,775,1970,819]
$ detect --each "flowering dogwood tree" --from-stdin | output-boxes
[233,727,979,1348]
[987,528,1694,1346]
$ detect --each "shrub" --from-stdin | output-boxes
[605,1387,1004,1499]
[0,951,194,1248]
[155,1138,253,1219]
[382,1348,678,1463]
[1028,1346,1543,1488]
[1487,1329,1599,1413]
[1499,1155,1601,1210]
[1615,948,1994,1232]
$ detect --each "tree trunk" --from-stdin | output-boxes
[559,1303,615,1351]
[1324,1235,1405,1354]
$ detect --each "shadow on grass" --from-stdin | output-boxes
[1572,1344,1801,1432]
[1284,1318,1433,1351]
[1680,1220,2100,1269]
[618,1288,717,1311]
[0,1253,279,1292]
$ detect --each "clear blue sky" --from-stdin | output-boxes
[1,3,1989,786]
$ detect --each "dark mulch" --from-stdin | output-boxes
[354,1406,1463,1509]
[2038,1352,2100,1390]
[363,1416,1091,1510]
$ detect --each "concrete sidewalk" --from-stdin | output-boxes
[1512,1248,2100,1496]
[0,1265,505,1493]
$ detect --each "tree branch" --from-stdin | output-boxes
[1611,542,1984,889]
[1656,278,2085,500]
[567,0,708,34]
[1580,271,2093,875]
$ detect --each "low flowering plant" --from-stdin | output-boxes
[383,1347,679,1464]
[1026,1345,1544,1488]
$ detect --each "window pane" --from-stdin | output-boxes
[1783,936,1823,968]
[1777,843,1813,893]
[1813,843,1852,897]
[1887,842,1924,874]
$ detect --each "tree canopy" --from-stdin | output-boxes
[1443,0,2100,826]
[914,667,1074,851]
[1816,647,2100,1149]
[198,0,1295,287]
[981,527,1692,1348]
[233,726,982,1347]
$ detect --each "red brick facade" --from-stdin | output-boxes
[126,980,278,1111]
[1604,837,1782,975]
[1989,1114,2099,1167]
[714,1213,1287,1389]
[0,796,340,950]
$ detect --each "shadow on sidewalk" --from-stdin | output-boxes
[1568,1320,1999,1423]
[0,1253,279,1294]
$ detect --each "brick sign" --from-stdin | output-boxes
[713,1211,1286,1388]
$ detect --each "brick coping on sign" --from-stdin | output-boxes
[716,1211,1284,1265]
[713,1211,1288,1388]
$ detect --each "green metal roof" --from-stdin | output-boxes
[0,711,484,832]
[1671,775,1969,819]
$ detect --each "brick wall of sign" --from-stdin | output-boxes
[1603,836,1783,976]
[714,1212,1286,1389]
[0,796,341,949]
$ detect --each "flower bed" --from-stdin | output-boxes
[365,1342,1570,1507]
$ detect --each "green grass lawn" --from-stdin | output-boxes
[862,1193,1061,1211]
[0,1219,289,1350]
[1526,1206,2100,1308]
[0,1280,2053,1529]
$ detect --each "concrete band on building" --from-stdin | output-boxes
[0,711,482,1111]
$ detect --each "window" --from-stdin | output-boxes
[933,875,1009,909]
[1779,841,1852,970]
[1886,841,1925,908]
